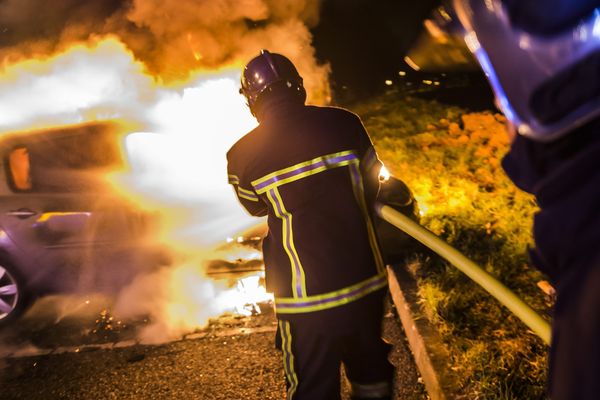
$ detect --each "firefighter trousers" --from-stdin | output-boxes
[276,300,394,400]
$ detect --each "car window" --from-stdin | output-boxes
[6,126,124,193]
[31,128,123,170]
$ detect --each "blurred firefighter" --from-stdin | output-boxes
[454,0,600,398]
[227,50,394,400]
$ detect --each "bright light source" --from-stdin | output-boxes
[424,19,448,43]
[404,56,421,71]
[398,71,406,76]
[379,165,391,182]
[464,31,481,53]
[385,80,393,86]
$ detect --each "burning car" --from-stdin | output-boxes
[0,122,165,326]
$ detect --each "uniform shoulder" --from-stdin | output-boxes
[226,125,261,162]
[305,105,362,123]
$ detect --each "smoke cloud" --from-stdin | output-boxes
[113,261,230,344]
[0,0,329,344]
[0,0,329,102]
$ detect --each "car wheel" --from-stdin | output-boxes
[0,262,28,327]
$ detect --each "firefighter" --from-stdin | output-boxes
[227,50,394,400]
[454,0,600,398]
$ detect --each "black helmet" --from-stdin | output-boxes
[239,50,306,118]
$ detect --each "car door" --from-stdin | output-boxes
[0,123,156,294]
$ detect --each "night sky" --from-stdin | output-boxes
[312,0,441,96]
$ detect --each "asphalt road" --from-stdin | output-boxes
[0,295,427,399]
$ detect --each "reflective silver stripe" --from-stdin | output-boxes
[350,381,391,398]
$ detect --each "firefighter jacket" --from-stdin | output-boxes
[502,120,600,399]
[227,101,386,321]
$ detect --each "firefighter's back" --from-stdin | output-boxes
[229,103,385,310]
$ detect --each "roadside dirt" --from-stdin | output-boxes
[1,297,427,399]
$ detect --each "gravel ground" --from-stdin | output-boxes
[383,302,429,400]
[0,298,427,399]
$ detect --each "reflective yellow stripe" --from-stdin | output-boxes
[279,320,298,399]
[229,174,258,201]
[238,192,258,202]
[348,162,386,274]
[237,186,259,202]
[254,149,384,302]
[251,150,358,194]
[256,160,356,194]
[266,188,307,298]
[275,272,388,314]
[228,174,240,185]
[273,189,307,297]
[252,150,354,186]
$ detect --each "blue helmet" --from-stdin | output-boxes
[240,50,306,118]
[454,0,600,141]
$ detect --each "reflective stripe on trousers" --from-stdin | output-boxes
[279,320,299,399]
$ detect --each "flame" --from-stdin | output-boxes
[0,36,273,339]
[219,274,273,317]
[113,74,260,250]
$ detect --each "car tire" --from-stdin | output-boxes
[0,261,29,327]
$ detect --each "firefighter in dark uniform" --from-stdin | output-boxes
[454,1,600,397]
[227,50,394,400]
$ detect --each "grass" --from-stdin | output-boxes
[351,88,551,399]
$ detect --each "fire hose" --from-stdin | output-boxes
[376,203,551,345]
